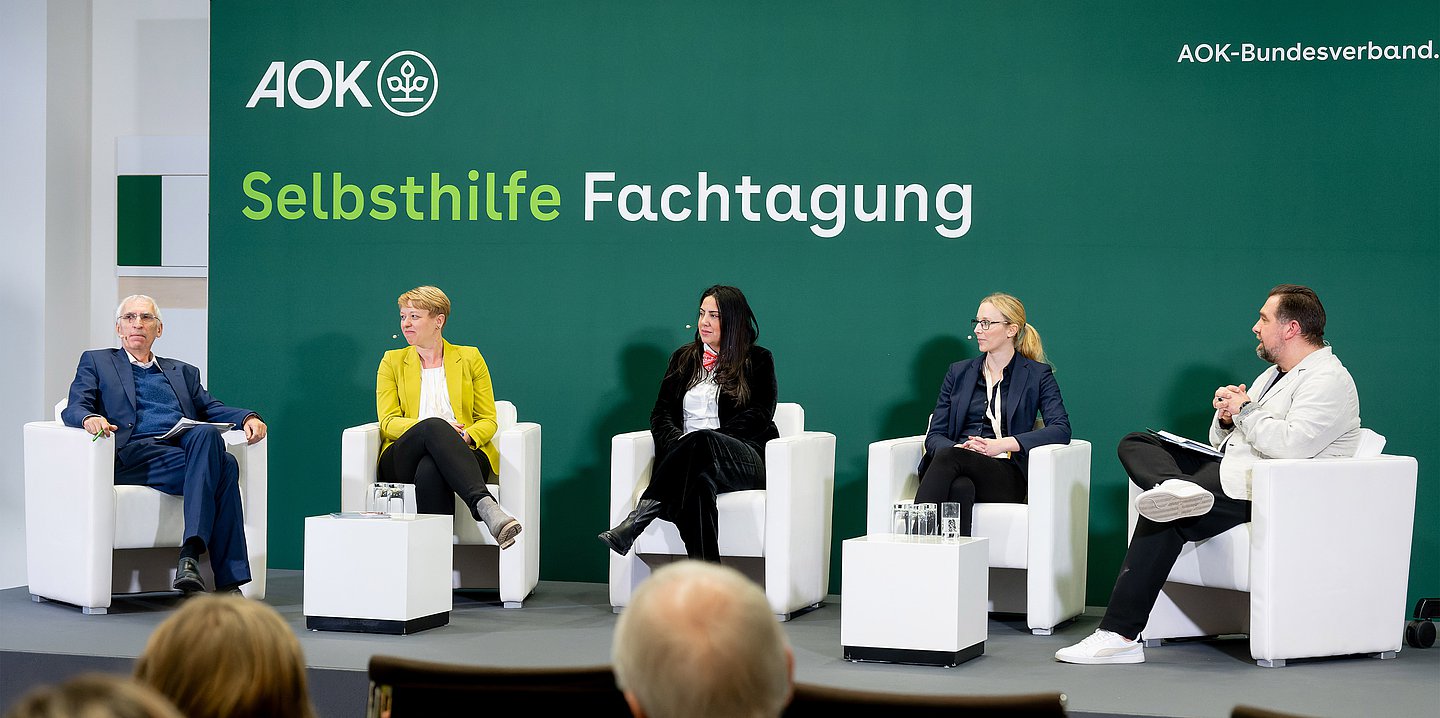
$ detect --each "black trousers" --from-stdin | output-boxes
[914,446,1026,536]
[1098,431,1251,639]
[641,429,765,562]
[378,418,494,519]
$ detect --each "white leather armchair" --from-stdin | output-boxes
[608,403,836,621]
[866,433,1091,635]
[1130,429,1418,667]
[341,400,540,607]
[24,401,268,614]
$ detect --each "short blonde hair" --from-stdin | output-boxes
[613,561,791,718]
[397,286,451,318]
[5,673,184,718]
[134,596,315,718]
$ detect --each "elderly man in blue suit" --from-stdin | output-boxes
[62,294,266,594]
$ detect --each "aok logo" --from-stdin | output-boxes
[245,50,437,117]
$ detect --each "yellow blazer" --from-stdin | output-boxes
[377,338,500,474]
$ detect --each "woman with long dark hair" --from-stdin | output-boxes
[600,285,778,562]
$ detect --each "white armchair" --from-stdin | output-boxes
[341,400,540,608]
[24,401,268,614]
[1130,429,1418,667]
[608,403,836,621]
[866,433,1091,635]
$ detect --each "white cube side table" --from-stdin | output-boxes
[304,514,452,634]
[841,534,989,667]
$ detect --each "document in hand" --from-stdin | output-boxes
[1146,428,1224,459]
[158,417,236,440]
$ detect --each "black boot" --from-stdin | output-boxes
[598,499,663,556]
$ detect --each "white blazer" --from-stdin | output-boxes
[1210,346,1362,500]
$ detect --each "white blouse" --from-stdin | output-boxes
[418,365,459,424]
[682,371,721,434]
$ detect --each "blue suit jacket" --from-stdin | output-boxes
[919,353,1071,476]
[61,348,255,449]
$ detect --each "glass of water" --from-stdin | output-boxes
[941,502,962,541]
[892,501,912,536]
[915,502,938,537]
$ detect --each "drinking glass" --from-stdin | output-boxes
[940,502,962,541]
[891,501,912,536]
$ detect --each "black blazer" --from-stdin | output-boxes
[649,344,779,458]
[918,353,1070,477]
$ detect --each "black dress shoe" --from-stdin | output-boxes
[173,557,205,594]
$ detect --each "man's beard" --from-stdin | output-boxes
[1256,341,1275,364]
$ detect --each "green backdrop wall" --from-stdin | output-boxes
[211,1,1438,609]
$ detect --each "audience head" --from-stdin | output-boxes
[4,673,183,718]
[978,292,1047,365]
[612,561,793,718]
[396,285,451,348]
[134,595,315,718]
[113,295,164,356]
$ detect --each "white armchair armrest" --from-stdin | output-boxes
[1022,440,1091,633]
[495,421,541,603]
[23,421,117,611]
[763,430,837,614]
[340,422,382,512]
[608,430,655,525]
[1248,454,1417,661]
[865,435,924,535]
[225,431,268,599]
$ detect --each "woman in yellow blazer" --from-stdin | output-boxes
[375,286,521,548]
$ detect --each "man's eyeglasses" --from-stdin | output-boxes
[119,313,158,325]
[970,318,1010,332]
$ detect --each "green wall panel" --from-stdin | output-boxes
[210,1,1439,610]
[117,175,162,267]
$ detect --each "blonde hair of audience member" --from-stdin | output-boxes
[981,291,1047,365]
[396,285,451,319]
[612,561,794,718]
[134,595,316,718]
[4,673,183,718]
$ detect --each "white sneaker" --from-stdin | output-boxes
[1135,479,1214,522]
[1055,629,1145,665]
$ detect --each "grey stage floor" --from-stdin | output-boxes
[2,571,1436,718]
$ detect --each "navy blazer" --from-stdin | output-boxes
[919,353,1070,476]
[61,348,256,449]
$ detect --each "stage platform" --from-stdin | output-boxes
[2,570,1434,718]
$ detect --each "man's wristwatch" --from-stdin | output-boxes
[1234,400,1254,422]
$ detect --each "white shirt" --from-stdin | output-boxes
[418,365,459,424]
[682,370,721,434]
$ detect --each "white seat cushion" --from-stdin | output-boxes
[1166,523,1251,592]
[634,489,767,557]
[972,503,1029,569]
[113,486,185,549]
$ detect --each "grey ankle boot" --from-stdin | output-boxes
[598,499,663,556]
[476,497,522,549]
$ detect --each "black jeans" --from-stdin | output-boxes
[641,429,765,562]
[914,445,1026,536]
[378,417,495,519]
[1098,431,1251,639]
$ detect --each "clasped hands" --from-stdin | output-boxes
[1213,383,1253,426]
[451,421,476,447]
[955,435,1019,457]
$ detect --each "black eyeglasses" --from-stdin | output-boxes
[970,318,1010,332]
